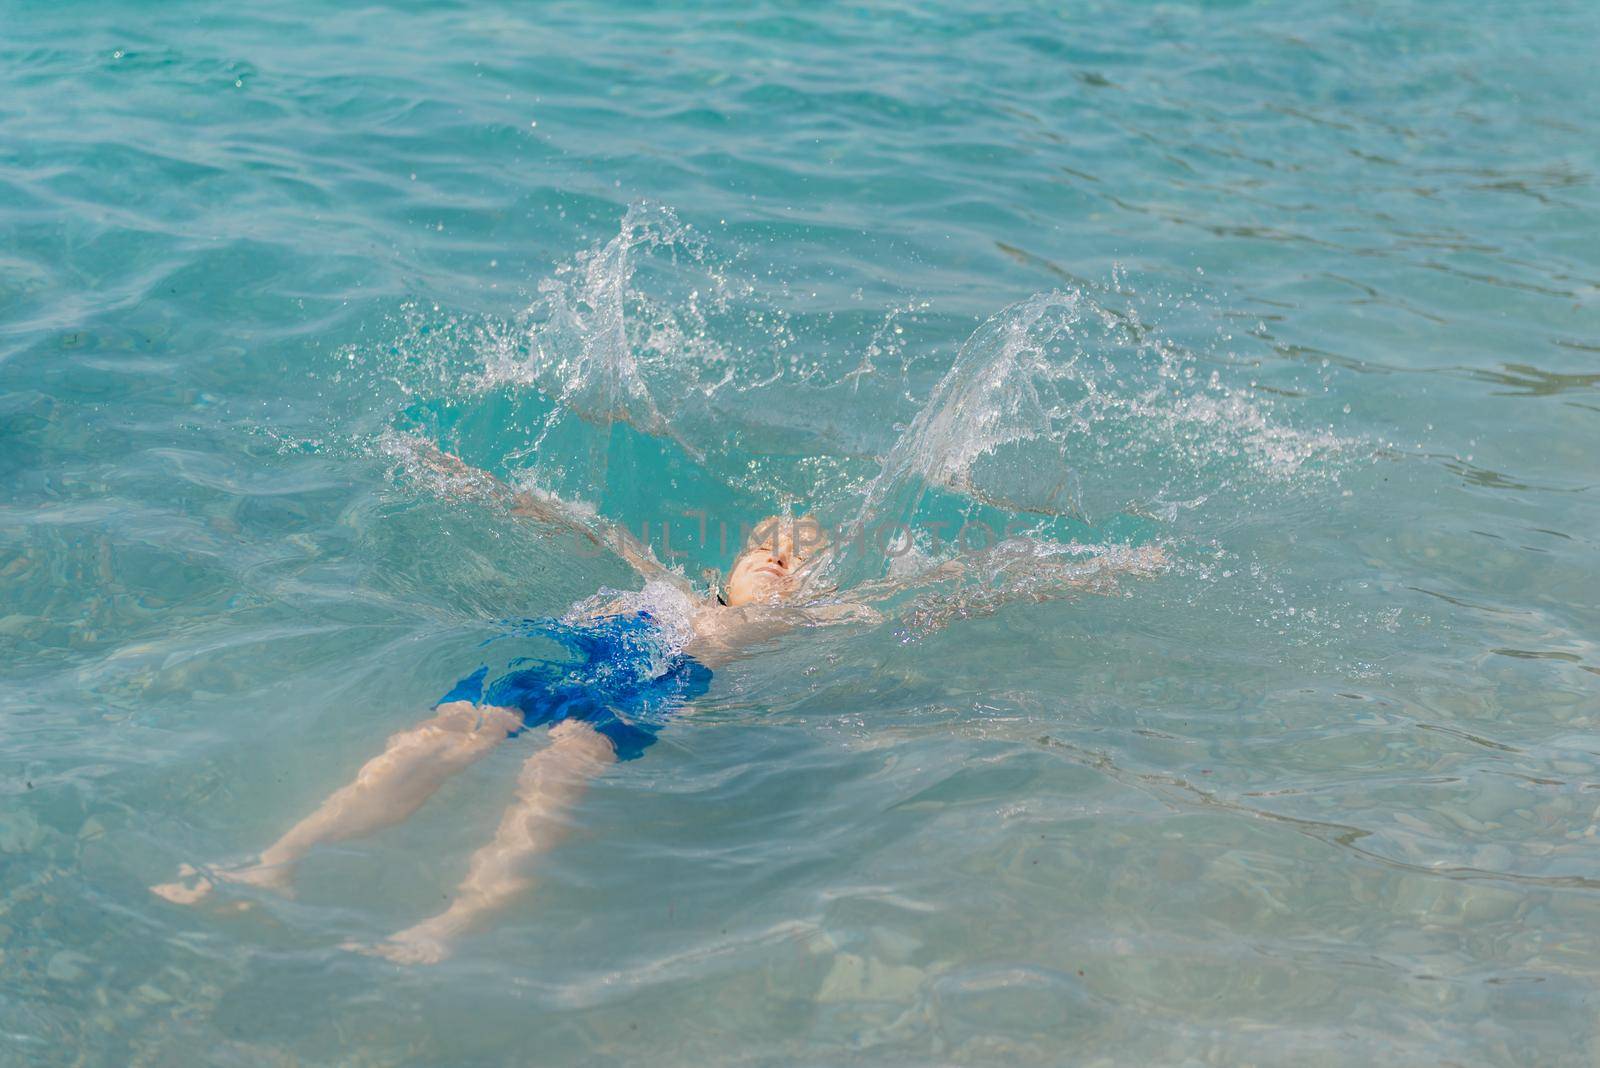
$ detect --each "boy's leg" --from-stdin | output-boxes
[151,702,520,904]
[358,720,617,964]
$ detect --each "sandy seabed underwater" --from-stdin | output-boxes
[3,2,1600,1065]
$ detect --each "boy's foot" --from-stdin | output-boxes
[343,925,454,966]
[150,860,295,905]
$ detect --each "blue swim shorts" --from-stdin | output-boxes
[437,611,711,762]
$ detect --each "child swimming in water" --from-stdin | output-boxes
[153,439,1166,964]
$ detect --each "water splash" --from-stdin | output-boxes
[337,208,1355,608]
[558,578,700,674]
[480,205,703,438]
[474,202,796,494]
[318,202,820,509]
[826,288,1353,588]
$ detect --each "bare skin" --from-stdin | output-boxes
[151,702,520,906]
[152,438,1167,963]
[342,719,619,964]
[151,447,847,961]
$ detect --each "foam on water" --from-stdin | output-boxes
[561,577,700,668]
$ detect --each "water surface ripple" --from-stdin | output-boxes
[2,2,1598,1065]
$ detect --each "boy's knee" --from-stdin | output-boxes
[432,700,477,720]
[474,706,522,738]
[548,720,616,762]
[431,702,519,739]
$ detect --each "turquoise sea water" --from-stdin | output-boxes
[4,2,1599,1063]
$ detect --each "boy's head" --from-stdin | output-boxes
[722,515,828,607]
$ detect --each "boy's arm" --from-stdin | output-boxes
[402,437,684,587]
[801,601,885,626]
[508,486,679,585]
[840,541,1168,605]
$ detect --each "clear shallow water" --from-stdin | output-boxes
[3,1,1599,1063]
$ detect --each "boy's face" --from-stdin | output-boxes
[723,516,824,607]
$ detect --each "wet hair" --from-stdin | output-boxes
[703,565,729,607]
